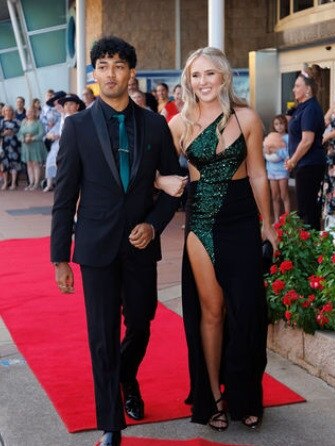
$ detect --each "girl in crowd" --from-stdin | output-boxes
[156,47,277,431]
[263,114,290,222]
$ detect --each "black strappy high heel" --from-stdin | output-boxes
[208,397,229,432]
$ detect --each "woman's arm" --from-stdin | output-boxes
[285,131,314,171]
[323,128,335,144]
[32,121,45,141]
[154,114,188,197]
[154,173,188,196]
[324,106,333,127]
[241,108,278,249]
[17,123,24,142]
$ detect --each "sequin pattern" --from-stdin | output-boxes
[186,114,247,263]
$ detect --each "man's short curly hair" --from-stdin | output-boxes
[90,36,137,69]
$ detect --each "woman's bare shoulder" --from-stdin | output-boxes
[169,113,185,138]
[234,106,264,132]
[168,113,184,152]
[169,113,183,130]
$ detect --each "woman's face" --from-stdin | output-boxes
[26,108,36,119]
[173,86,182,102]
[156,85,168,101]
[3,106,13,120]
[293,76,310,103]
[131,91,146,108]
[190,55,223,104]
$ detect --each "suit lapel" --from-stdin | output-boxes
[90,100,122,189]
[128,102,145,191]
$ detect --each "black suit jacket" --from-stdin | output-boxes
[51,99,180,267]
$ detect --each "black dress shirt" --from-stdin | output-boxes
[98,97,135,169]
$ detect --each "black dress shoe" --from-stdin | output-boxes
[95,431,121,446]
[122,380,144,420]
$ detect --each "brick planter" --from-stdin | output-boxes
[267,321,335,388]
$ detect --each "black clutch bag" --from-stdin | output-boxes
[262,240,273,274]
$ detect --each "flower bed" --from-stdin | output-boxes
[265,212,335,334]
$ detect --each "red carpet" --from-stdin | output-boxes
[122,438,253,446]
[0,237,305,432]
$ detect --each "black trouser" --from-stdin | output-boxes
[80,250,157,431]
[295,164,325,231]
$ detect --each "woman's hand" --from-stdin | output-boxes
[284,157,296,171]
[262,224,278,255]
[155,174,188,197]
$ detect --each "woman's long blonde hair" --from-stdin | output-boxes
[180,47,247,149]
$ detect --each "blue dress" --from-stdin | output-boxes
[182,112,268,423]
[0,119,21,172]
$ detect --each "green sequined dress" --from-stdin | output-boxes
[182,112,268,424]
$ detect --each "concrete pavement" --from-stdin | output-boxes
[1,186,335,446]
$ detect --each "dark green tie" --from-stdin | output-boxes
[114,113,130,192]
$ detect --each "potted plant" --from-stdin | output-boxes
[265,212,335,334]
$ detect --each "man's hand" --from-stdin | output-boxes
[129,223,155,249]
[55,262,74,293]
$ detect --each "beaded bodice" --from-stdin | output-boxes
[186,113,247,262]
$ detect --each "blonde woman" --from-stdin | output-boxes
[156,47,277,431]
[18,107,46,190]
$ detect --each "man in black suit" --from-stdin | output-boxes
[51,36,181,446]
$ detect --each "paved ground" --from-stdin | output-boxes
[1,186,335,446]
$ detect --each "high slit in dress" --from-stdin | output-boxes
[182,112,268,424]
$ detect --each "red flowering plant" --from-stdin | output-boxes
[265,212,335,334]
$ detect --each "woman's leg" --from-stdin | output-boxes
[26,161,34,189]
[43,176,54,192]
[32,161,41,189]
[1,171,8,190]
[269,180,281,222]
[279,178,290,214]
[9,170,17,190]
[186,232,227,429]
[295,165,325,230]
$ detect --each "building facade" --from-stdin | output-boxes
[1,0,335,127]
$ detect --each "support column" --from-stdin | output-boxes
[175,0,181,69]
[208,0,224,51]
[6,0,27,72]
[76,0,86,96]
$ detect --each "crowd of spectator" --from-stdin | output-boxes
[1,70,334,234]
[0,79,184,193]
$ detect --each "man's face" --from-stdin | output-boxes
[128,77,139,93]
[94,54,135,101]
[63,101,79,115]
[16,98,24,109]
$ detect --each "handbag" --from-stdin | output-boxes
[262,240,273,274]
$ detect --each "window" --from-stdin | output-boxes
[30,30,66,68]
[0,51,23,79]
[280,0,291,18]
[20,0,67,68]
[21,0,66,31]
[293,0,314,12]
[0,20,23,79]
